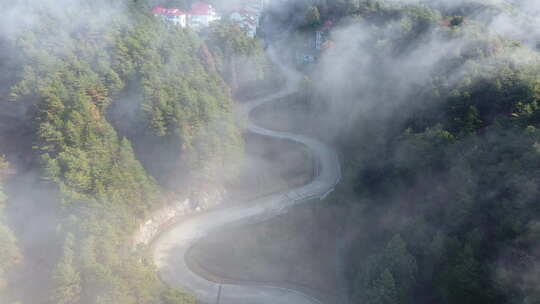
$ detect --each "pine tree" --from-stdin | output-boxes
[367,269,399,304]
[51,234,82,304]
[305,6,321,28]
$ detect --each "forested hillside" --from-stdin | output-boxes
[0,0,268,303]
[2,0,540,303]
[261,0,540,303]
[0,157,22,303]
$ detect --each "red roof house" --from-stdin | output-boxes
[151,2,219,29]
[188,2,220,28]
[190,2,213,15]
[152,6,188,27]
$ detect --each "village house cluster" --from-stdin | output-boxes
[152,1,264,37]
[297,20,334,65]
[151,2,220,29]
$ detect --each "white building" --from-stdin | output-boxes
[314,21,333,50]
[151,6,188,27]
[151,2,220,29]
[189,2,220,29]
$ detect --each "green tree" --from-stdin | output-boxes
[305,6,321,28]
[367,269,399,304]
[0,157,22,301]
[439,245,484,304]
[381,234,418,302]
[161,288,197,304]
[51,234,81,304]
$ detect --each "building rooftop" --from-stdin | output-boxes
[190,2,214,15]
[316,20,334,32]
[152,6,187,15]
[152,2,215,16]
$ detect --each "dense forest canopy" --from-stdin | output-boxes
[1,0,540,304]
[0,0,270,303]
[260,0,540,303]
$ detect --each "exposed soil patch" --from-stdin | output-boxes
[225,133,314,203]
[186,203,343,298]
[250,94,321,138]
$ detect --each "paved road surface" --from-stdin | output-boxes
[153,73,342,304]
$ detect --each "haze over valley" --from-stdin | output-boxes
[1,1,540,304]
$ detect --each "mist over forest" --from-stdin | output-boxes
[0,0,539,304]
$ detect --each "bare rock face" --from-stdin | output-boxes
[132,185,227,248]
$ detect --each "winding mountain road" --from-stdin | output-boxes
[152,74,342,304]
